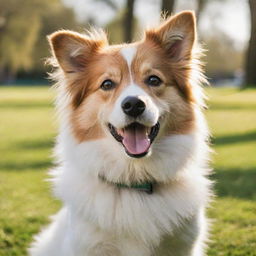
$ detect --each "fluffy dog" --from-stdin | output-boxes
[29,11,212,256]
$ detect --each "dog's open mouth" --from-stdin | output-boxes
[108,122,160,158]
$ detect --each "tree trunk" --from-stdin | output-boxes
[196,0,206,24]
[245,0,256,86]
[0,65,5,84]
[123,0,135,43]
[161,0,175,17]
[6,68,16,84]
[0,66,16,84]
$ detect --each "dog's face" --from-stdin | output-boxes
[49,11,197,159]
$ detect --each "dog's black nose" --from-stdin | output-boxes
[121,96,146,117]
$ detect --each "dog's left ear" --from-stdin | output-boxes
[147,11,196,61]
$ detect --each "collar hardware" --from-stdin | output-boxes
[99,176,154,194]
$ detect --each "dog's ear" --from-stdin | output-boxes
[48,30,107,73]
[146,11,196,61]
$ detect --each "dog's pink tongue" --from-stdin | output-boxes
[123,124,150,155]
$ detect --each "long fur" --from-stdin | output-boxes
[29,11,212,256]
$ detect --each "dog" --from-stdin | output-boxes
[29,11,212,256]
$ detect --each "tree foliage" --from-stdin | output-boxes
[0,0,79,82]
[0,0,46,77]
[203,31,244,77]
[33,3,79,73]
[0,0,252,84]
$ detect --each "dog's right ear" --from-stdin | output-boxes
[48,30,107,73]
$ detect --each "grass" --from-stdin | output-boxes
[205,88,256,255]
[0,86,256,255]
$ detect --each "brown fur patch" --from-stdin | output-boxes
[69,47,129,142]
[129,39,196,135]
[144,11,196,102]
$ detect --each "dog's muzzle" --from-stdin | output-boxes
[108,122,160,158]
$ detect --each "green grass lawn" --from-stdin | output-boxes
[0,86,256,255]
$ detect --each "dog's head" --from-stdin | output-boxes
[49,11,203,160]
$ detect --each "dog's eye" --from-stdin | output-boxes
[145,75,162,87]
[100,80,116,91]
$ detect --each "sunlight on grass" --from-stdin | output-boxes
[0,86,256,255]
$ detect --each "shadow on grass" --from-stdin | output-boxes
[16,138,55,150]
[212,168,256,200]
[0,102,52,109]
[0,139,55,171]
[209,103,256,111]
[0,160,52,171]
[212,130,256,145]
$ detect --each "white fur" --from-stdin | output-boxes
[29,48,212,256]
[29,102,211,256]
[120,46,137,79]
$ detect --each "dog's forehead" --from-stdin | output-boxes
[101,41,160,75]
[119,42,165,72]
[120,46,137,69]
[119,46,137,83]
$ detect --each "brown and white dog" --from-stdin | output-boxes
[29,11,212,256]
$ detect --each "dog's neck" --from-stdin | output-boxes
[98,175,154,194]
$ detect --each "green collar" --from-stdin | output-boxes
[99,176,154,194]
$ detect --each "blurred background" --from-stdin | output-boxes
[0,0,255,87]
[0,1,256,256]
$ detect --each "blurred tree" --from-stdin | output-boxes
[123,0,135,42]
[161,0,175,16]
[0,0,47,82]
[196,0,206,22]
[106,12,126,44]
[96,0,136,43]
[196,0,226,23]
[33,3,79,74]
[106,10,139,44]
[97,0,119,11]
[203,31,244,77]
[0,0,79,83]
[245,0,256,86]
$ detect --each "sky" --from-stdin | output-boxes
[62,0,250,49]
